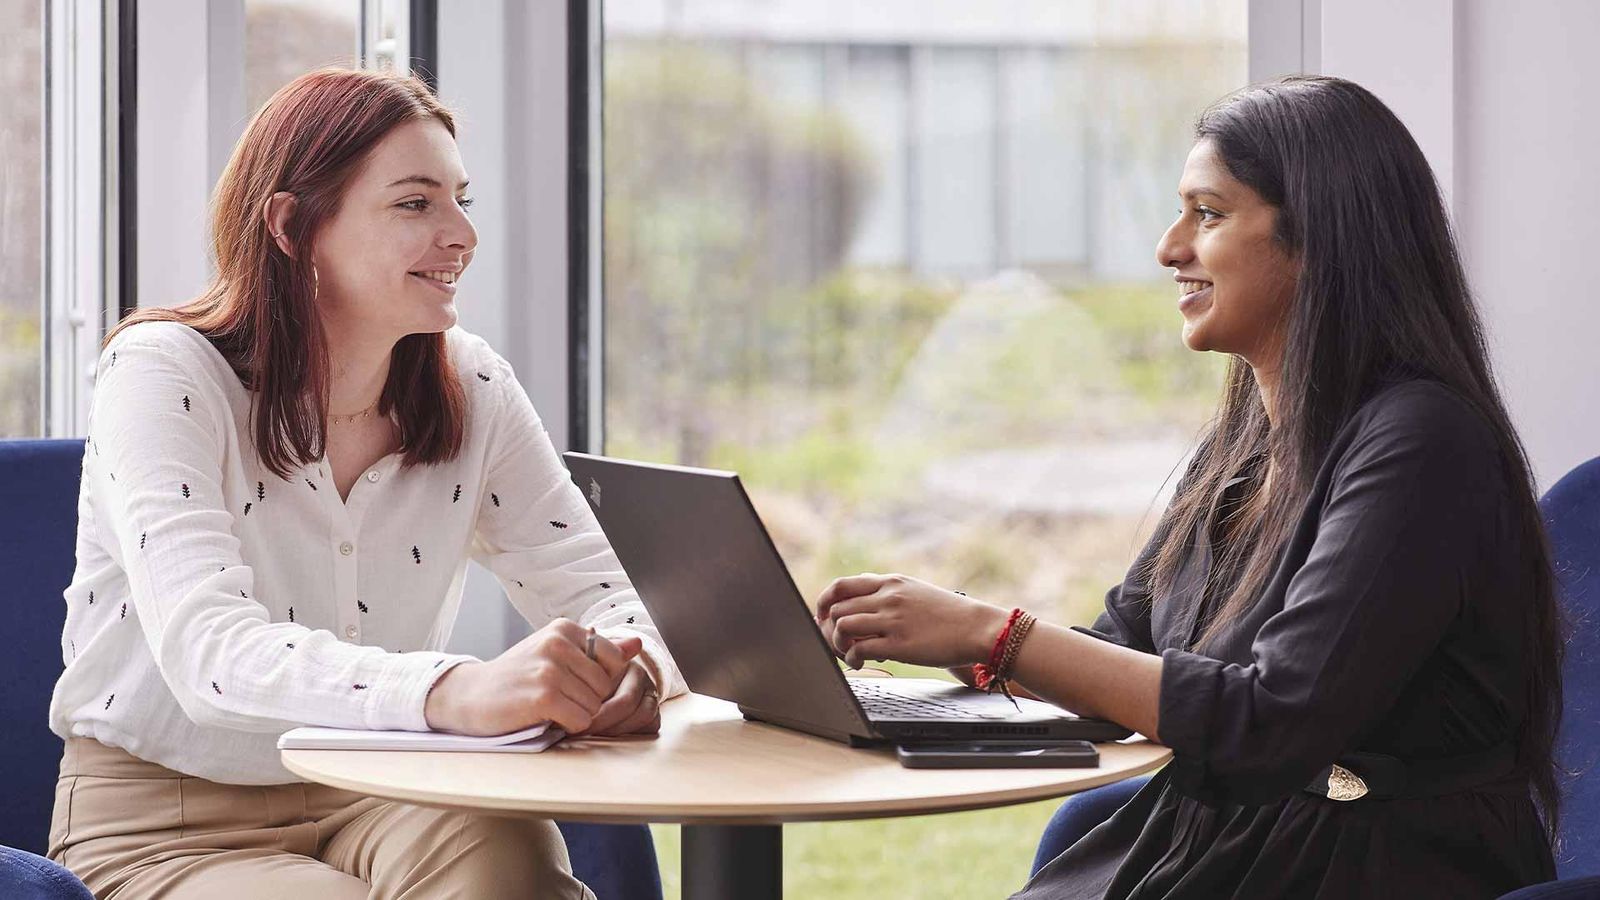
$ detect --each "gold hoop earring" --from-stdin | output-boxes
[311,262,319,302]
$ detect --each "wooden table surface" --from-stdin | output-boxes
[283,692,1172,826]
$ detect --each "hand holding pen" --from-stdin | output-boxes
[424,618,641,737]
[582,624,665,738]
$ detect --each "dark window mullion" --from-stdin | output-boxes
[117,0,136,319]
[409,0,438,92]
[566,0,595,454]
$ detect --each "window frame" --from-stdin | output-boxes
[42,0,123,437]
[568,0,601,454]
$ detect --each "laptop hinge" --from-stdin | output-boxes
[737,705,882,747]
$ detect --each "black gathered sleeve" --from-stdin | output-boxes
[1155,385,1508,806]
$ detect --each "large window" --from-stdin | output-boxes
[601,1,1247,894]
[1,0,44,436]
[603,0,1243,642]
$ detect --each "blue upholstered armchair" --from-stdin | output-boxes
[1031,454,1600,898]
[1512,454,1600,897]
[0,439,662,899]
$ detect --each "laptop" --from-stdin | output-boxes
[563,452,1133,747]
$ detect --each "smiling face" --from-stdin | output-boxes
[308,117,477,343]
[1155,139,1298,371]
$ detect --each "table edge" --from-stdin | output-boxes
[281,745,1172,825]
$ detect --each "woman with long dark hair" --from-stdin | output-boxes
[817,76,1564,897]
[46,68,682,898]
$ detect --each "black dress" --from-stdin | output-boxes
[1015,380,1556,899]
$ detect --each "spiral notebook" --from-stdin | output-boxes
[277,722,566,753]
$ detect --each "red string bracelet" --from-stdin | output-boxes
[972,607,1024,692]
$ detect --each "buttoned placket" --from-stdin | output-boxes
[306,452,402,645]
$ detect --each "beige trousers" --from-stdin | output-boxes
[47,738,596,900]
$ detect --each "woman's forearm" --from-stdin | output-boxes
[816,574,1166,738]
[1008,622,1164,741]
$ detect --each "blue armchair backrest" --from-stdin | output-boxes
[1541,455,1600,879]
[0,439,84,855]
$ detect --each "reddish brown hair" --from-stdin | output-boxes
[105,67,467,478]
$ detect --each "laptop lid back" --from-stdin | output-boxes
[563,452,874,742]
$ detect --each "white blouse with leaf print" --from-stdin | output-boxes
[49,320,686,784]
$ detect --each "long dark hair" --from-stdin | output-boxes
[1145,76,1565,844]
[105,67,467,478]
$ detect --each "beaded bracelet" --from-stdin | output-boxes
[996,612,1037,681]
[972,608,1022,692]
[972,608,1036,709]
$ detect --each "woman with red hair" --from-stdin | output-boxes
[44,67,680,898]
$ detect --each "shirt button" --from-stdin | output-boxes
[366,471,380,483]
[339,541,354,556]
[344,625,358,639]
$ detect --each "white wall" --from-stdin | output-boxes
[1453,0,1600,490]
[1320,0,1455,207]
[136,0,238,313]
[1307,0,1600,490]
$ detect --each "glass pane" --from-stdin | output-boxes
[245,0,361,114]
[604,0,1245,625]
[602,3,1247,891]
[0,0,44,437]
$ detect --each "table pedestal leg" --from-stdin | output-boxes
[681,824,782,900]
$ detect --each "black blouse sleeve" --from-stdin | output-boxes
[1155,384,1506,805]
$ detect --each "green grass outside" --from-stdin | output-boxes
[650,796,1068,900]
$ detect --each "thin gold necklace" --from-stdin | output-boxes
[329,397,381,426]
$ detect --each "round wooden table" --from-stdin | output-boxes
[283,692,1171,898]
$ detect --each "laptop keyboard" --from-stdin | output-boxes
[849,680,996,720]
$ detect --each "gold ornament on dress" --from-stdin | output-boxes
[1325,763,1369,801]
